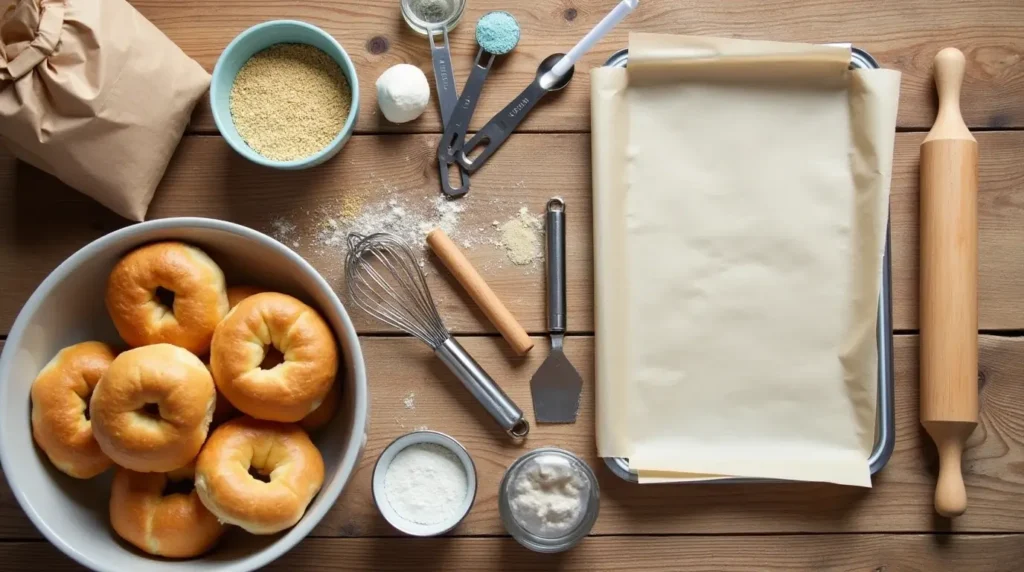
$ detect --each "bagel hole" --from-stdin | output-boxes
[162,478,195,496]
[260,346,285,370]
[154,287,176,310]
[82,399,91,421]
[139,402,161,421]
[248,466,272,483]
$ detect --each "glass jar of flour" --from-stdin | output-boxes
[498,448,600,552]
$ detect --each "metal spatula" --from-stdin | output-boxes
[531,198,583,423]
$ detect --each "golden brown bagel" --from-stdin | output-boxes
[30,341,116,478]
[106,242,229,354]
[195,417,324,534]
[210,292,337,422]
[299,381,340,433]
[91,344,215,472]
[226,285,266,309]
[110,463,226,558]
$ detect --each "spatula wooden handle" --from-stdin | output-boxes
[919,47,978,518]
[427,228,534,356]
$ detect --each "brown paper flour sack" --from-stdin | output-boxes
[0,0,210,221]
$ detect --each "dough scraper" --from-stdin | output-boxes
[531,198,583,423]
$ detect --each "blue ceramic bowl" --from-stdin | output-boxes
[210,20,360,169]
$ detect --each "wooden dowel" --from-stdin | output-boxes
[426,228,534,356]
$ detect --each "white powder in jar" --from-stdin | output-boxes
[507,453,589,537]
[384,443,468,525]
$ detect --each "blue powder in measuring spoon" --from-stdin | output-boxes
[475,11,520,55]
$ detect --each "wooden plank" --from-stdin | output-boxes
[3,131,1024,335]
[4,334,1024,539]
[130,0,1024,133]
[1,534,1023,571]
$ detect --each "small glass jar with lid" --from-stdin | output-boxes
[399,0,466,36]
[498,447,600,553]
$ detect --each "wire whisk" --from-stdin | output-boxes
[346,232,449,348]
[345,232,529,439]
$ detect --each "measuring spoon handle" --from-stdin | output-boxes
[429,29,459,124]
[457,79,549,173]
[439,48,494,162]
[430,29,470,197]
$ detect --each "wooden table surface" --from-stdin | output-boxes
[2,0,1024,570]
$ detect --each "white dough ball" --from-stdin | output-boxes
[376,64,430,124]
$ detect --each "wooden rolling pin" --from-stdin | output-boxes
[920,47,978,518]
[426,228,534,356]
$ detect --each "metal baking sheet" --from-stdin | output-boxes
[600,46,896,483]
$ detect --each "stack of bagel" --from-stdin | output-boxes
[29,241,341,558]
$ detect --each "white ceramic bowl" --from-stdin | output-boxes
[371,431,477,537]
[0,218,369,571]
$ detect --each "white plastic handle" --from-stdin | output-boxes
[541,0,639,88]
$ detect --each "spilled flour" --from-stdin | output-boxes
[318,194,468,250]
[498,207,543,265]
[271,218,300,248]
[266,182,547,273]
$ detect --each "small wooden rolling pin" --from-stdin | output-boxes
[426,228,534,356]
[919,47,979,518]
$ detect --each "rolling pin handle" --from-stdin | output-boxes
[931,424,969,517]
[928,47,974,142]
[934,47,965,108]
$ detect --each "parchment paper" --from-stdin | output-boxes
[592,33,901,487]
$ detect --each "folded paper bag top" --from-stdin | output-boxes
[0,0,211,221]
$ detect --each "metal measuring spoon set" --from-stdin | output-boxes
[400,0,639,198]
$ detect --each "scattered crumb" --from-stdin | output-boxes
[273,218,295,234]
[340,196,363,219]
[271,217,300,247]
[498,206,543,266]
[403,392,415,410]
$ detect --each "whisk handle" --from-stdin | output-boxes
[436,338,530,439]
